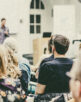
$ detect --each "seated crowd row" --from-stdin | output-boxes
[34,35,81,102]
[0,35,80,102]
[0,37,31,102]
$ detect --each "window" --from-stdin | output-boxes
[41,1,45,9]
[30,15,34,23]
[30,25,34,34]
[30,0,45,9]
[30,15,41,34]
[36,0,40,9]
[30,0,34,9]
[30,0,45,35]
[36,25,41,33]
[36,15,41,23]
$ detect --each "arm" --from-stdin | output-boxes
[35,64,49,95]
[35,83,46,95]
[4,27,9,36]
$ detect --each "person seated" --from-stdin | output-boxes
[35,35,73,95]
[35,36,54,79]
[31,35,54,73]
[3,37,31,95]
[0,45,26,102]
[67,53,81,102]
[40,35,54,66]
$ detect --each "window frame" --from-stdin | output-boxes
[30,14,41,34]
[30,0,45,10]
[30,0,45,35]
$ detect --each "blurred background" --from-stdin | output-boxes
[0,0,81,65]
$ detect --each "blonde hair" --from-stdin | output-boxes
[4,37,18,53]
[0,45,7,77]
[6,47,21,79]
[3,37,21,79]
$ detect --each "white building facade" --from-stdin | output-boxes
[0,0,81,55]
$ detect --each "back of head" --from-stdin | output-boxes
[6,50,21,79]
[54,35,70,55]
[3,37,18,53]
[3,37,21,79]
[48,36,54,54]
[1,18,6,22]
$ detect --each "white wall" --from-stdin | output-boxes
[0,0,31,54]
[16,0,31,54]
[53,5,75,36]
[29,0,53,53]
[42,0,72,35]
[42,0,53,33]
[0,0,80,54]
[53,5,76,57]
[69,0,81,36]
[0,0,19,33]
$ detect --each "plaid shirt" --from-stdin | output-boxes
[34,93,72,102]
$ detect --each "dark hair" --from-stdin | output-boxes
[44,48,47,54]
[48,36,53,53]
[54,35,70,54]
[1,18,6,22]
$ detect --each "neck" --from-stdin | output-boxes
[54,51,65,58]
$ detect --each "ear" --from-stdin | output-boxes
[53,46,55,52]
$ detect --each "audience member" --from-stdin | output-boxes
[67,53,81,102]
[6,47,21,79]
[0,45,25,102]
[39,35,54,66]
[35,35,73,95]
[35,36,54,79]
[32,35,54,72]
[3,37,31,95]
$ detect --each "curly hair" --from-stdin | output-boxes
[6,47,21,79]
[0,46,7,77]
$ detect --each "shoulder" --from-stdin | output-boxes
[66,58,73,64]
[40,57,49,65]
[39,59,56,72]
[40,55,54,65]
[19,57,30,66]
[39,62,49,72]
[45,59,59,66]
[40,54,50,62]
